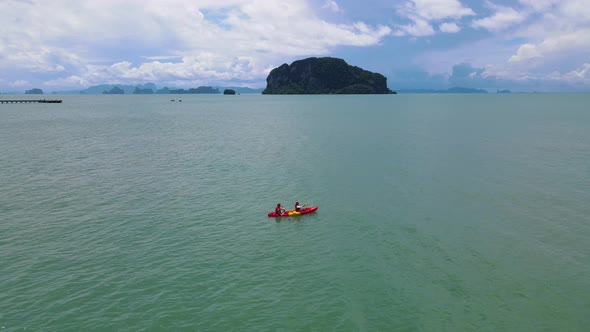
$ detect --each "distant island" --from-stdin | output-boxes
[223,89,236,95]
[134,87,154,94]
[169,87,220,94]
[262,57,395,94]
[397,87,488,93]
[26,88,44,94]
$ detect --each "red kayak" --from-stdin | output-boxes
[268,206,318,217]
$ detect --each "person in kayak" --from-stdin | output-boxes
[294,201,303,212]
[275,203,285,215]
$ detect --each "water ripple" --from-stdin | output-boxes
[1,94,589,331]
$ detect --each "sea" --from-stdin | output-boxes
[1,94,589,331]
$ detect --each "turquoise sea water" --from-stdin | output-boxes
[1,94,589,331]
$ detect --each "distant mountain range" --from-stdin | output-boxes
[44,84,264,95]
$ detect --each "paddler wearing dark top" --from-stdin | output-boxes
[275,203,285,215]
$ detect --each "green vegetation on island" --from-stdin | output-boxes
[262,57,395,94]
[223,89,236,95]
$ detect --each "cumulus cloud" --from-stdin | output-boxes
[564,63,590,81]
[394,18,435,37]
[439,22,460,33]
[394,0,474,36]
[509,29,590,66]
[399,0,475,21]
[509,44,542,62]
[322,0,340,12]
[471,3,528,32]
[0,0,390,89]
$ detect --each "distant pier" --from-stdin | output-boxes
[0,99,62,104]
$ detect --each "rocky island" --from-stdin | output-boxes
[25,88,44,94]
[262,57,395,94]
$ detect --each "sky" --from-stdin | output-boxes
[1,0,589,92]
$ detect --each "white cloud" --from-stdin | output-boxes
[497,0,590,86]
[395,0,474,36]
[400,0,475,21]
[515,0,590,38]
[509,44,542,62]
[474,0,589,34]
[509,29,590,63]
[564,63,590,81]
[395,18,435,37]
[322,0,340,12]
[439,22,460,33]
[471,4,528,32]
[142,56,184,61]
[0,0,391,89]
